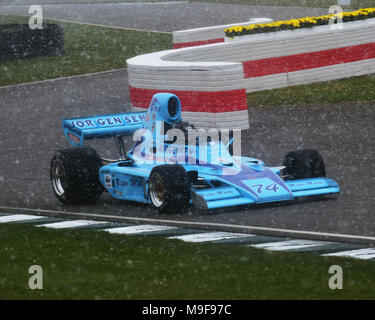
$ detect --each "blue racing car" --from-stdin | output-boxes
[50,93,340,213]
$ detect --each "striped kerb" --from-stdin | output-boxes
[243,42,375,78]
[129,86,248,113]
[173,38,225,49]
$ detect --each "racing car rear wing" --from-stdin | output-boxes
[63,112,146,146]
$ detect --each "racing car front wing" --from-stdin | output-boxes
[191,177,340,210]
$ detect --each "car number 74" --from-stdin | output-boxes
[251,183,279,193]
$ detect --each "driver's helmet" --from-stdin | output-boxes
[167,121,196,145]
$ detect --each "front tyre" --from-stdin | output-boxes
[149,164,191,213]
[282,149,326,180]
[50,147,103,205]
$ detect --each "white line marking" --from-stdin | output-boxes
[251,239,331,251]
[323,248,375,260]
[1,206,375,244]
[0,14,171,34]
[34,16,172,34]
[104,224,177,234]
[0,68,127,90]
[38,220,107,229]
[169,232,251,243]
[0,214,46,223]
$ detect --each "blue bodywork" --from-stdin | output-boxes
[62,93,340,211]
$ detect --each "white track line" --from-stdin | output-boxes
[250,239,331,251]
[0,68,127,90]
[38,219,107,229]
[169,232,251,243]
[1,206,375,244]
[323,248,375,260]
[104,224,177,234]
[0,214,46,223]
[1,14,171,34]
[35,17,172,34]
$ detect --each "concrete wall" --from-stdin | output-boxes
[173,18,272,49]
[127,18,375,129]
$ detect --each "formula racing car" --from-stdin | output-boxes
[50,93,340,213]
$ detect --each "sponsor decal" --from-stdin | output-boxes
[97,117,122,126]
[67,132,80,145]
[124,114,144,124]
[130,178,143,187]
[202,189,236,199]
[114,177,142,188]
[71,119,95,128]
[115,178,128,187]
[104,175,113,188]
[70,114,145,129]
[289,180,324,187]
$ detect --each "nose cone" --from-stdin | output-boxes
[205,165,293,203]
[241,177,293,203]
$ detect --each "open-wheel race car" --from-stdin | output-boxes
[50,93,340,213]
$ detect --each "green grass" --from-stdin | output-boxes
[0,15,172,87]
[2,15,375,107]
[247,76,375,107]
[1,223,375,299]
[190,0,375,9]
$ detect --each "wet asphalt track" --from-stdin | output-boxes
[0,70,374,238]
[0,2,374,239]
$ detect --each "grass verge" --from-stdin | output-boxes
[0,15,172,87]
[247,76,375,108]
[1,223,375,299]
[2,15,375,108]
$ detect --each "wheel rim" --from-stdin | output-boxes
[149,172,164,207]
[51,159,65,196]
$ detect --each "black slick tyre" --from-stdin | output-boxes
[282,149,326,181]
[50,147,103,204]
[149,164,191,213]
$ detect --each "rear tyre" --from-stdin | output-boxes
[149,164,191,213]
[282,149,326,180]
[50,147,103,204]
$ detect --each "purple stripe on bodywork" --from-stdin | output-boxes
[196,163,293,201]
